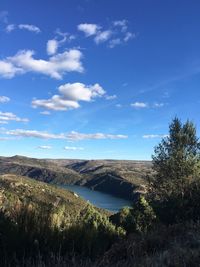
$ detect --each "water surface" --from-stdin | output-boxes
[62,185,132,213]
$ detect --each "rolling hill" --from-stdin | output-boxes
[0,155,152,201]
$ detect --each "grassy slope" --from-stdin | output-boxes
[0,173,90,222]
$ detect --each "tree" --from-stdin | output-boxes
[149,117,200,200]
[111,196,156,234]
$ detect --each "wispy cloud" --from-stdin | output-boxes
[153,102,164,108]
[6,23,41,33]
[5,24,15,32]
[142,134,168,139]
[4,129,66,140]
[94,30,112,44]
[38,145,52,149]
[78,19,135,48]
[46,29,75,56]
[0,96,10,103]
[32,82,106,111]
[116,104,122,108]
[109,38,121,48]
[113,20,128,32]
[105,94,117,100]
[131,102,148,108]
[0,49,83,79]
[0,137,16,141]
[18,24,41,33]
[2,128,128,141]
[131,102,165,109]
[40,111,51,115]
[66,131,128,141]
[64,146,84,151]
[0,112,29,123]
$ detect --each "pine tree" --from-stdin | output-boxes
[149,117,200,199]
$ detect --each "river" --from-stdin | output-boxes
[62,185,132,213]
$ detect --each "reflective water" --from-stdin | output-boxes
[62,185,132,213]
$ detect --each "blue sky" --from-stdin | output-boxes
[0,0,200,160]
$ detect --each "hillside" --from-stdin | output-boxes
[0,173,121,266]
[0,173,89,222]
[0,156,152,200]
[0,156,81,184]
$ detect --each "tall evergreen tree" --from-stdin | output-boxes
[149,117,200,199]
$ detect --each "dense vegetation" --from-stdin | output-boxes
[1,117,200,266]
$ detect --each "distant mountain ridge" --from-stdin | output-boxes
[0,155,152,201]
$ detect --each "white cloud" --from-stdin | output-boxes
[78,23,100,36]
[94,30,112,44]
[55,28,75,42]
[4,129,66,139]
[142,134,168,139]
[131,102,148,108]
[113,20,128,32]
[153,102,164,108]
[38,145,52,149]
[18,24,41,33]
[124,32,136,42]
[131,102,165,109]
[66,131,128,141]
[5,24,15,32]
[78,20,135,47]
[46,29,75,56]
[3,128,128,141]
[59,83,105,101]
[116,104,122,108]
[109,38,121,48]
[46,39,58,55]
[0,96,10,103]
[64,146,84,151]
[40,111,51,115]
[6,23,41,33]
[0,137,15,141]
[0,60,23,78]
[0,112,29,123]
[32,82,106,111]
[105,94,117,100]
[0,49,83,79]
[32,95,80,111]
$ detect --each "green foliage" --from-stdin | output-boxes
[147,117,200,224]
[131,196,156,233]
[149,117,200,199]
[0,200,124,265]
[152,178,200,224]
[66,205,125,258]
[111,196,156,234]
[111,206,133,233]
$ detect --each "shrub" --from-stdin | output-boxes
[111,196,156,234]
